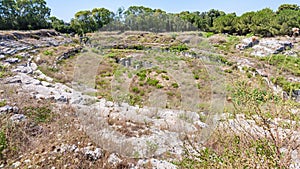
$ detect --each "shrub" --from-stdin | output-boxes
[128,94,141,106]
[178,80,299,168]
[203,32,214,38]
[0,100,6,107]
[132,86,139,93]
[162,75,169,80]
[137,71,147,81]
[172,83,179,88]
[43,50,53,56]
[146,78,159,86]
[156,84,164,89]
[0,130,7,158]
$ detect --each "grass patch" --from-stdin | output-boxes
[137,70,147,81]
[132,86,140,93]
[146,78,159,86]
[24,106,53,123]
[202,32,214,38]
[170,44,189,52]
[172,83,179,88]
[259,54,300,76]
[0,64,8,78]
[271,76,300,94]
[156,84,164,89]
[0,130,7,158]
[43,50,54,56]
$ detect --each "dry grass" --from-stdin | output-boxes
[0,84,139,168]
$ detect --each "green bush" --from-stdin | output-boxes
[0,64,8,78]
[43,50,53,56]
[0,130,7,158]
[156,84,164,89]
[137,70,147,81]
[129,94,141,106]
[203,32,214,38]
[172,83,179,88]
[132,86,140,93]
[146,78,159,86]
[0,100,6,107]
[162,75,169,80]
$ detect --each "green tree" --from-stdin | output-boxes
[207,9,225,28]
[49,16,74,33]
[213,13,237,34]
[275,9,300,35]
[0,0,17,29]
[251,8,277,37]
[235,11,255,35]
[92,8,113,30]
[277,4,300,12]
[16,0,51,30]
[124,6,153,16]
[71,10,96,35]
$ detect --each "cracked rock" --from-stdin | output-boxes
[4,58,20,64]
[10,114,26,122]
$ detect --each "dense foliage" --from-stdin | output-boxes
[0,1,299,37]
[0,0,51,30]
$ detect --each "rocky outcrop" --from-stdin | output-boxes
[1,46,206,160]
[0,30,72,56]
[236,37,295,57]
[292,90,300,102]
[56,46,82,62]
[0,29,59,40]
[236,37,259,50]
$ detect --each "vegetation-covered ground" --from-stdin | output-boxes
[0,29,300,168]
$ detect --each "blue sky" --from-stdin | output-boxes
[46,0,300,22]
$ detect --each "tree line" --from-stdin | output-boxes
[0,0,299,37]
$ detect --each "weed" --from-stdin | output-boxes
[24,106,53,123]
[179,80,299,168]
[132,86,140,93]
[0,64,8,78]
[170,44,189,52]
[203,32,214,38]
[137,70,147,81]
[260,54,300,76]
[128,94,141,106]
[172,83,179,88]
[0,100,6,107]
[272,76,300,94]
[43,50,53,56]
[224,69,233,73]
[162,75,169,80]
[146,78,159,86]
[156,84,164,89]
[0,130,7,158]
